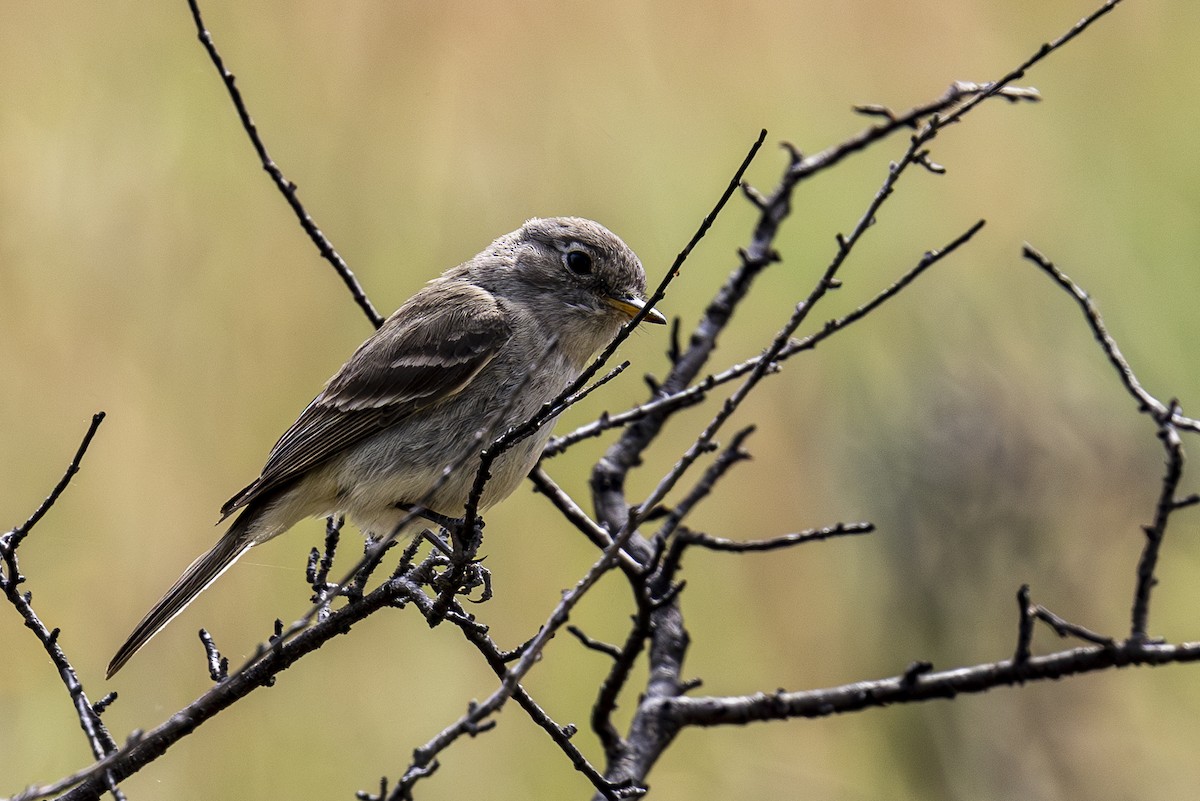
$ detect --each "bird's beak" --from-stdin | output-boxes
[606,293,667,325]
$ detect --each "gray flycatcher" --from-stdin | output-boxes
[107,217,664,678]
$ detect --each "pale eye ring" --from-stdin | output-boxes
[564,249,593,276]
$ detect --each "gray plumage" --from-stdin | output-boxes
[107,217,663,678]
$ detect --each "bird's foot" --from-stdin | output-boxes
[397,503,486,555]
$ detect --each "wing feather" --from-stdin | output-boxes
[220,281,510,518]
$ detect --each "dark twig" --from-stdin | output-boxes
[9,3,1147,800]
[184,0,383,328]
[901,661,935,687]
[1014,585,1034,666]
[636,220,987,527]
[564,361,631,408]
[461,356,630,540]
[380,580,631,801]
[927,1,1124,133]
[199,630,228,682]
[567,626,623,659]
[91,694,117,718]
[7,412,106,550]
[529,467,615,551]
[1021,244,1195,427]
[307,515,343,620]
[795,81,1040,183]
[662,639,1200,730]
[544,381,710,458]
[652,426,755,545]
[1022,245,1191,641]
[0,413,121,800]
[316,516,341,588]
[392,519,647,801]
[677,522,875,554]
[590,597,659,763]
[1173,493,1200,510]
[1132,405,1184,642]
[632,129,767,336]
[593,4,1128,792]
[1032,605,1115,647]
[48,572,437,801]
[594,1,1124,530]
[656,523,875,604]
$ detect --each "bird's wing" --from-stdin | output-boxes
[220,282,511,518]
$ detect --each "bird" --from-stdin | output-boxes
[106,217,664,678]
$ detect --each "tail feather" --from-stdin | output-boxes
[107,518,254,679]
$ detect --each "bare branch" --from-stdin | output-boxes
[595,3,1132,791]
[392,516,647,799]
[184,0,383,328]
[930,1,1124,132]
[1132,406,1185,641]
[528,467,642,576]
[635,220,986,527]
[423,594,627,800]
[800,81,1041,182]
[1033,605,1115,648]
[47,571,439,800]
[1022,245,1193,642]
[1021,244,1190,425]
[652,426,755,543]
[678,522,875,554]
[567,626,623,660]
[1014,584,1034,665]
[10,3,1168,801]
[568,126,766,427]
[7,411,106,549]
[1,414,117,765]
[591,602,655,763]
[198,630,228,683]
[662,638,1200,730]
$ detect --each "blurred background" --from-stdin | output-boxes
[3,1,1199,799]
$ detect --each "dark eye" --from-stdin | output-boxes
[564,249,593,276]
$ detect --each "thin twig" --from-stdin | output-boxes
[1014,584,1034,666]
[1132,405,1184,641]
[1021,244,1178,423]
[635,220,987,526]
[1022,245,1191,641]
[389,530,645,800]
[656,523,874,594]
[7,412,106,549]
[794,81,1040,182]
[591,600,655,763]
[678,523,875,554]
[528,467,643,576]
[597,2,1128,789]
[1033,605,1115,647]
[652,426,755,545]
[47,572,437,800]
[185,0,383,328]
[199,630,228,682]
[0,413,121,800]
[567,626,623,659]
[662,638,1200,730]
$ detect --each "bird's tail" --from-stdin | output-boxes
[106,513,255,679]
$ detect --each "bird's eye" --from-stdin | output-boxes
[564,249,593,276]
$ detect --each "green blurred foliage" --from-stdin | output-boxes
[3,1,1199,799]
